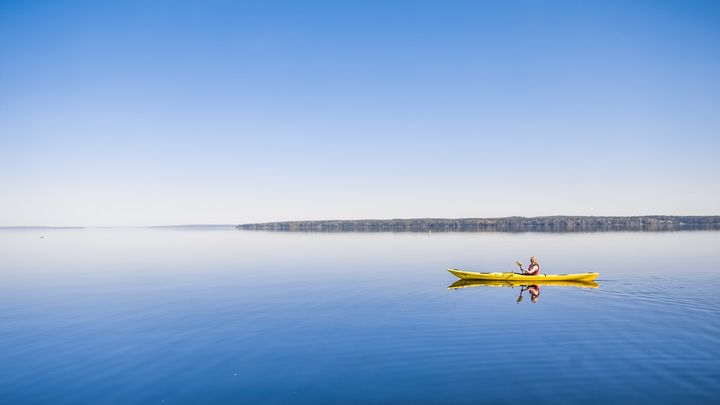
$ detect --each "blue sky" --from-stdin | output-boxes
[1,0,719,226]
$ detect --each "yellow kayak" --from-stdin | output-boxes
[448,268,599,282]
[448,279,599,290]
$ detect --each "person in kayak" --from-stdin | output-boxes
[518,256,540,275]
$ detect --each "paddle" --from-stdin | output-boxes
[515,261,528,302]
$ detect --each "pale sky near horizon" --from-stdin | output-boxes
[1,0,719,226]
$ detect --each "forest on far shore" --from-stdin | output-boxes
[237,216,720,232]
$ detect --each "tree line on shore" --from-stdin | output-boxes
[236,216,720,232]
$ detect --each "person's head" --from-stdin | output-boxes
[530,256,538,264]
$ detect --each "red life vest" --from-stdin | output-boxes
[527,263,540,275]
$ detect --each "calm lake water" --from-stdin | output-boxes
[1,229,719,403]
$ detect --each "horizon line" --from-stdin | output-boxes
[3,215,720,229]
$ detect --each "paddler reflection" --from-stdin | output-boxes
[516,284,540,304]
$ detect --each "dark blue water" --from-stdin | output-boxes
[1,229,718,403]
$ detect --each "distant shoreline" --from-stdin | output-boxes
[236,216,720,233]
[3,217,719,232]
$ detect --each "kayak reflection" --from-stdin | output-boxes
[448,279,599,289]
[448,279,598,304]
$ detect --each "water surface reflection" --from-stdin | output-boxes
[448,279,599,304]
[0,229,718,403]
